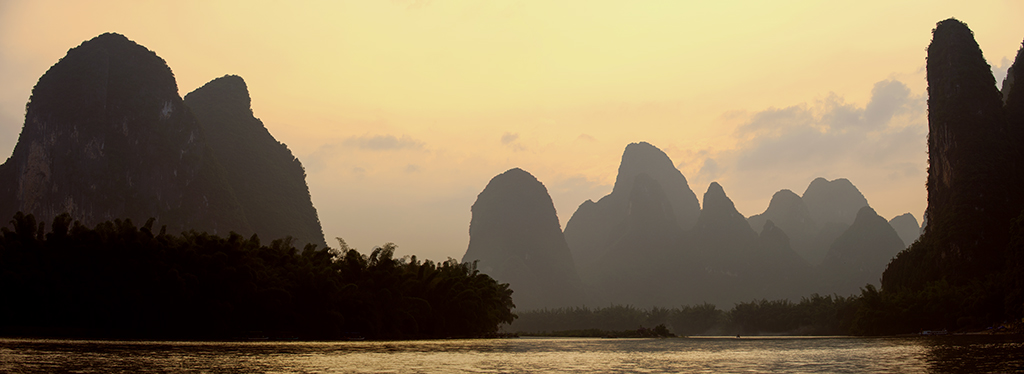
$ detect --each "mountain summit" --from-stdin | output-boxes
[563,142,699,268]
[461,168,584,310]
[185,75,326,248]
[0,33,249,234]
[0,33,326,247]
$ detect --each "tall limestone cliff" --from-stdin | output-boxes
[1005,42,1024,218]
[884,19,1015,291]
[0,33,249,234]
[563,142,700,268]
[1007,43,1024,319]
[461,168,584,310]
[184,75,326,248]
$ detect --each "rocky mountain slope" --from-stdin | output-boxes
[0,33,325,247]
[185,75,326,248]
[461,168,584,310]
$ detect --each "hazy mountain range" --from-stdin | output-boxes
[463,141,919,309]
[0,32,930,313]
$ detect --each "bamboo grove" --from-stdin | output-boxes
[0,213,516,340]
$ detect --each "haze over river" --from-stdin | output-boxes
[1,335,1022,373]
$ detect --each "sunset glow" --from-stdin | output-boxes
[1,0,1022,261]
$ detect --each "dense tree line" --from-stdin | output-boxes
[510,294,859,336]
[0,213,515,340]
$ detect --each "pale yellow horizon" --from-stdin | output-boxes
[1,1,1022,261]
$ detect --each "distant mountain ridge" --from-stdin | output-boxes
[478,141,909,309]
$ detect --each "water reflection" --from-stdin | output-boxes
[918,335,1024,373]
[1,335,1022,373]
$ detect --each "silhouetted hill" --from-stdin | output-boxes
[845,20,1024,335]
[801,178,868,227]
[691,182,815,304]
[584,173,695,307]
[461,168,585,310]
[0,33,249,234]
[883,19,1016,292]
[747,189,819,265]
[887,213,921,248]
[184,75,326,248]
[563,142,699,268]
[693,182,757,277]
[748,220,813,301]
[820,206,904,296]
[798,178,869,264]
[612,142,701,229]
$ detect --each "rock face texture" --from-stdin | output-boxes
[0,33,249,234]
[888,213,921,248]
[461,168,584,310]
[185,75,326,248]
[884,19,1020,292]
[563,142,699,268]
[0,34,326,247]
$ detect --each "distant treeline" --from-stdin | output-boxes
[510,294,862,336]
[0,213,515,340]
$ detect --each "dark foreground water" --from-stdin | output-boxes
[1,335,1023,373]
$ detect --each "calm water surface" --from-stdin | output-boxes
[1,335,1022,373]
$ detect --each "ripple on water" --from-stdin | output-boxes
[1,335,1023,373]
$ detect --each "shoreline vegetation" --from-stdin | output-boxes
[509,304,1024,338]
[0,212,514,341]
[0,212,1021,341]
[1,211,1022,341]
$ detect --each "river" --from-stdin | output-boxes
[1,335,1022,373]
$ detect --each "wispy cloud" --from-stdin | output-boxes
[302,133,426,174]
[501,132,519,145]
[733,79,925,173]
[343,134,425,151]
[501,131,525,151]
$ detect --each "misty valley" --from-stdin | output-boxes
[0,18,1023,373]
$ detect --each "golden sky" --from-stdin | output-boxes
[1,1,1022,261]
